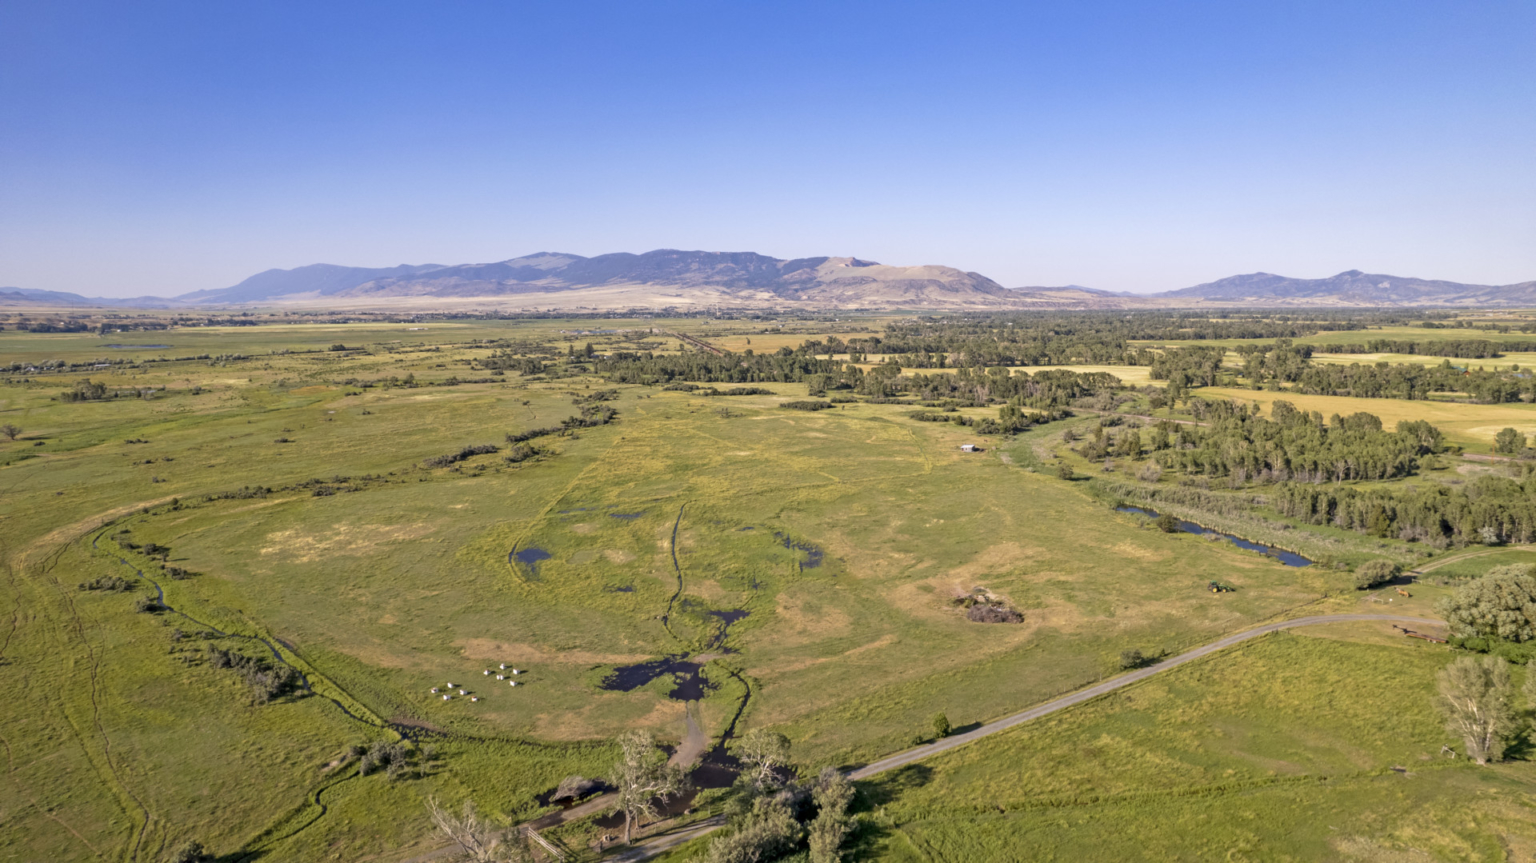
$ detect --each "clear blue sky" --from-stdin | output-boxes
[2,0,1532,297]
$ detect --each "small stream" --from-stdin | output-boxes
[1116,506,1313,567]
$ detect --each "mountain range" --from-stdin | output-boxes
[4,251,1535,310]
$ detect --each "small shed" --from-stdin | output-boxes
[960,444,980,453]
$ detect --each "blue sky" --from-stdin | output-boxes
[2,0,1532,297]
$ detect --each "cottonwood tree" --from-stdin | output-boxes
[426,797,530,863]
[609,730,686,844]
[733,728,792,792]
[808,767,856,863]
[0,423,19,441]
[1436,656,1514,765]
[1436,566,1536,643]
[704,794,803,863]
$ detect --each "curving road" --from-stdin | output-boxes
[606,613,1444,860]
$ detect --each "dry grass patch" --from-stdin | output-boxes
[455,638,651,667]
[259,522,437,562]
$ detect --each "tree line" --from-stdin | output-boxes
[1142,399,1445,483]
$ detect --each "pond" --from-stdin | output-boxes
[600,657,714,700]
[775,532,824,570]
[509,546,552,577]
[1116,506,1313,567]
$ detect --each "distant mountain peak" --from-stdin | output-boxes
[176,249,1019,308]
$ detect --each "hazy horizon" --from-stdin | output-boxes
[3,1,1533,298]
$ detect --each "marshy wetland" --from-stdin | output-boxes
[4,312,1536,861]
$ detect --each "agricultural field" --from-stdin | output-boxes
[1200,386,1536,452]
[3,313,1534,862]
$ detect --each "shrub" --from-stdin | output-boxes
[204,645,302,703]
[135,595,165,613]
[80,575,134,592]
[966,603,1023,623]
[504,443,541,464]
[1353,559,1400,590]
[1119,648,1146,670]
[1056,463,1075,481]
[780,400,833,411]
[167,840,212,863]
[931,712,951,739]
[552,775,600,802]
[423,443,500,468]
[1155,513,1180,533]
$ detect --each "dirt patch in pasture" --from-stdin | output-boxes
[570,523,596,534]
[390,716,448,734]
[944,542,1039,581]
[259,522,437,563]
[820,531,916,579]
[685,579,731,603]
[456,639,651,667]
[1108,541,1171,563]
[770,633,900,675]
[531,698,685,741]
[765,591,853,647]
[338,642,422,670]
[604,549,636,564]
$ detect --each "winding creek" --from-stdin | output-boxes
[1115,505,1313,567]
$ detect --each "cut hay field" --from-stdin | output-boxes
[1,317,1528,862]
[1312,351,1536,369]
[1201,386,1536,452]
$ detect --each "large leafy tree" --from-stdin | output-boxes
[1437,565,1536,643]
[1436,656,1515,764]
[608,730,686,844]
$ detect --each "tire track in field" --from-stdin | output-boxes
[0,729,102,856]
[34,531,156,862]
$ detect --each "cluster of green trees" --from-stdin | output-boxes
[1325,338,1536,358]
[1233,341,1312,384]
[699,729,856,863]
[856,313,1359,369]
[1286,362,1536,403]
[1273,473,1536,546]
[1149,346,1225,398]
[1145,399,1443,483]
[1432,566,1536,764]
[596,346,1123,411]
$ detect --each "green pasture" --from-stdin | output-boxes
[0,319,1516,862]
[858,633,1536,862]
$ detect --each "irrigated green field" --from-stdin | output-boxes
[3,317,1532,862]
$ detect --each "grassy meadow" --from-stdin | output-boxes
[3,315,1534,862]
